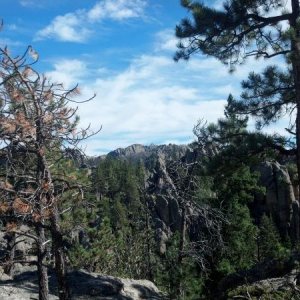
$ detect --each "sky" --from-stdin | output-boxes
[0,0,289,155]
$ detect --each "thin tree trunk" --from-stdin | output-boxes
[170,204,187,300]
[4,232,16,276]
[50,205,71,300]
[36,225,49,300]
[291,5,300,289]
[295,59,300,203]
[145,204,154,281]
[177,204,187,298]
[291,1,300,196]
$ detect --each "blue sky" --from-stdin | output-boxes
[0,0,289,155]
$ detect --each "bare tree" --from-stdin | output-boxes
[157,149,225,299]
[0,46,98,300]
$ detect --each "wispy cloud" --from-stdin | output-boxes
[0,38,23,48]
[19,0,35,7]
[44,54,230,154]
[44,55,225,154]
[19,0,48,8]
[43,29,288,155]
[155,29,178,52]
[87,0,146,21]
[35,0,147,42]
[46,59,88,87]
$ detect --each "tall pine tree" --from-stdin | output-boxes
[175,0,300,186]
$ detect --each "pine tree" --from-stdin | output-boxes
[175,0,300,186]
[70,157,158,280]
[192,105,270,293]
[257,214,288,261]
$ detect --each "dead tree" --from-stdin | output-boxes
[0,46,98,300]
[159,150,225,299]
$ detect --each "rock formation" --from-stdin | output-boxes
[105,143,190,163]
[253,161,299,241]
[0,269,164,300]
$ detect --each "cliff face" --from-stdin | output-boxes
[253,161,299,241]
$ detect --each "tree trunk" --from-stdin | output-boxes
[170,203,187,300]
[178,204,187,298]
[4,232,16,276]
[50,206,71,300]
[145,198,154,281]
[291,0,300,203]
[36,225,49,300]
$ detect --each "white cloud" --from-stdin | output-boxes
[35,11,91,42]
[46,53,228,155]
[88,0,146,21]
[155,29,178,52]
[43,28,290,155]
[46,59,88,87]
[35,0,147,42]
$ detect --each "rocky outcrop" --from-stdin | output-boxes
[0,269,164,300]
[149,152,181,232]
[108,144,148,160]
[146,148,223,255]
[253,161,299,241]
[106,143,190,163]
[146,148,187,252]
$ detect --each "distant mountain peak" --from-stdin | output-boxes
[106,143,191,161]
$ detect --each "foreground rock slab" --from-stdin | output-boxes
[0,269,164,300]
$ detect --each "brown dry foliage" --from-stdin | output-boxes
[6,222,17,232]
[12,198,32,214]
[0,202,10,214]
